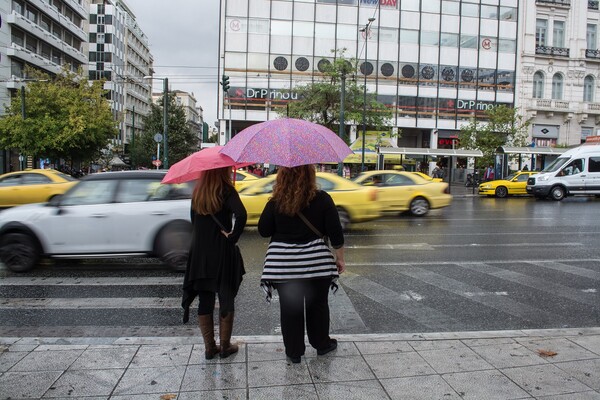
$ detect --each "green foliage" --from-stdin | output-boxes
[132,93,198,168]
[280,50,393,142]
[0,67,118,164]
[459,105,530,167]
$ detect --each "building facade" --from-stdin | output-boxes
[1,0,90,172]
[517,0,600,147]
[218,0,519,151]
[88,0,152,151]
[151,90,203,146]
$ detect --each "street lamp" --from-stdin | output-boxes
[143,76,169,169]
[359,17,375,173]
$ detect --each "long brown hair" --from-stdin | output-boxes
[191,167,234,215]
[271,165,318,215]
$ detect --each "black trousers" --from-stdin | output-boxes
[197,290,232,317]
[273,278,332,358]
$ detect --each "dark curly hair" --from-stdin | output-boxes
[271,165,318,215]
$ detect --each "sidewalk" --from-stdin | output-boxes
[1,328,599,399]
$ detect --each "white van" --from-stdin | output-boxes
[526,144,600,200]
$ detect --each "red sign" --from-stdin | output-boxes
[585,136,600,143]
[152,159,162,167]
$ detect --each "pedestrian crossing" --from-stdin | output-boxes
[0,258,598,337]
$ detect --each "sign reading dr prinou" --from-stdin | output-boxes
[232,87,300,101]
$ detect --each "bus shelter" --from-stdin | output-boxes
[495,146,567,177]
[378,147,483,183]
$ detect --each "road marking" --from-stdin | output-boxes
[0,277,182,286]
[329,285,369,333]
[463,291,509,297]
[384,265,558,326]
[0,297,182,309]
[460,263,598,307]
[582,289,597,293]
[528,261,600,281]
[341,272,463,331]
[345,243,433,250]
[345,243,582,250]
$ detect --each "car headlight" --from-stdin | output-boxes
[480,184,491,189]
[537,175,549,182]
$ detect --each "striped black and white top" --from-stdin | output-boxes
[260,238,338,301]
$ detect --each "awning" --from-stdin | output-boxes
[378,147,483,157]
[109,156,128,167]
[495,146,568,155]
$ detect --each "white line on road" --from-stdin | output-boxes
[0,297,182,309]
[0,277,182,286]
[463,291,509,297]
[346,242,582,250]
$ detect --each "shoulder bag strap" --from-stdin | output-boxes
[297,211,324,239]
[210,214,227,231]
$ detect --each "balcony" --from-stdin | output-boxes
[529,99,572,113]
[589,0,599,10]
[535,46,570,57]
[536,0,570,7]
[586,49,600,59]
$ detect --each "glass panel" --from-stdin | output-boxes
[460,34,478,48]
[421,31,439,46]
[552,74,563,100]
[442,1,460,15]
[500,7,516,20]
[587,24,597,49]
[498,38,516,52]
[400,29,419,44]
[481,5,497,19]
[584,76,594,102]
[536,19,547,46]
[533,71,544,98]
[462,4,479,17]
[553,21,564,48]
[441,33,459,47]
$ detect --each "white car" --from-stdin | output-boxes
[0,170,193,272]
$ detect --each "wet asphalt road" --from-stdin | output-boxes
[1,196,599,337]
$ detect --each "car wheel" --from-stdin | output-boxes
[495,186,508,198]
[410,197,430,216]
[336,207,350,230]
[550,186,566,201]
[0,233,39,272]
[155,221,192,272]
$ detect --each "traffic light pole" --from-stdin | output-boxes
[221,75,231,142]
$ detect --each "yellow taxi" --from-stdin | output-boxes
[478,171,539,198]
[410,171,443,183]
[238,172,381,229]
[0,169,78,208]
[232,169,261,191]
[353,170,452,216]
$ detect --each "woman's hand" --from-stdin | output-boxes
[335,247,345,274]
[221,230,231,238]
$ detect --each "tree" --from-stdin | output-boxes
[0,67,118,166]
[132,93,198,168]
[459,105,530,167]
[280,50,393,142]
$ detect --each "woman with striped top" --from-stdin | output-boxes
[258,165,346,364]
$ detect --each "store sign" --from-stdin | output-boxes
[455,99,496,111]
[532,124,559,139]
[360,0,398,7]
[233,87,300,101]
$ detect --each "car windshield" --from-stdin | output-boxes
[504,173,517,180]
[542,157,569,172]
[54,171,77,181]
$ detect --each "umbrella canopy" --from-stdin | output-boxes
[219,118,352,167]
[161,146,251,184]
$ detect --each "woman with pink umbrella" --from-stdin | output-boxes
[258,165,346,364]
[170,148,248,360]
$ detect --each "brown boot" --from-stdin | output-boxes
[219,312,239,358]
[198,314,220,360]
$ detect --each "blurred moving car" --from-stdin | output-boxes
[0,169,78,208]
[232,170,261,191]
[239,172,381,229]
[353,170,452,216]
[478,171,539,198]
[410,171,443,183]
[0,171,193,273]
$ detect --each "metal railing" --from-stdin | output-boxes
[589,0,599,10]
[536,0,571,5]
[535,46,570,57]
[586,49,600,58]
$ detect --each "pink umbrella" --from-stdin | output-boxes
[219,118,352,167]
[161,146,251,184]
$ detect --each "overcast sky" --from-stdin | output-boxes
[126,0,220,128]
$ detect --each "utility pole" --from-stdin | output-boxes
[338,72,346,176]
[360,17,376,173]
[163,78,169,169]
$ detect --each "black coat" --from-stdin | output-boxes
[182,187,247,322]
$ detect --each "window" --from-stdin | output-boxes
[25,34,38,53]
[400,29,419,44]
[584,75,594,102]
[12,0,24,15]
[552,73,563,100]
[498,39,516,52]
[589,157,600,172]
[500,7,516,20]
[553,21,565,48]
[442,1,459,15]
[41,15,51,31]
[12,29,24,47]
[60,180,116,206]
[41,43,51,59]
[536,19,547,47]
[533,71,544,98]
[462,4,479,17]
[22,174,51,184]
[25,6,38,23]
[460,34,478,48]
[587,24,597,50]
[421,31,439,46]
[481,5,497,19]
[441,33,459,47]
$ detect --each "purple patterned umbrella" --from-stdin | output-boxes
[219,118,352,167]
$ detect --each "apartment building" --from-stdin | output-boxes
[88,0,152,151]
[1,0,90,172]
[518,0,600,146]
